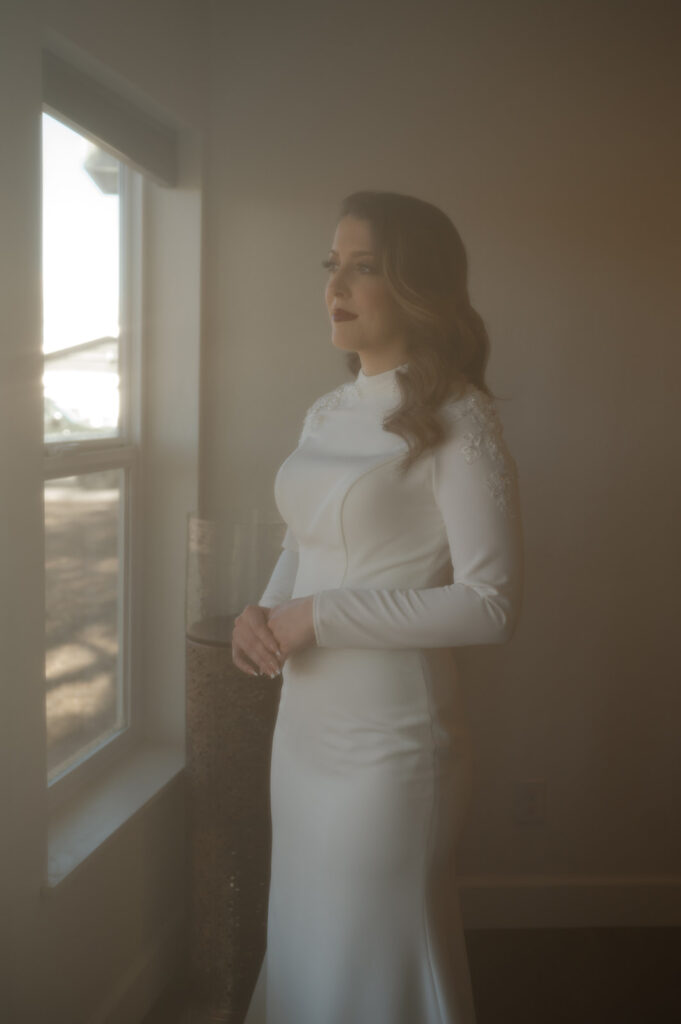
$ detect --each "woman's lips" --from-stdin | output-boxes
[332,310,358,321]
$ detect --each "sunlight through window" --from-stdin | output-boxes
[42,112,121,441]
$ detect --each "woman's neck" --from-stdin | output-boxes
[358,347,409,376]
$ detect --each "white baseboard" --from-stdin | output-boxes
[458,874,681,929]
[86,906,187,1024]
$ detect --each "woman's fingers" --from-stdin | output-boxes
[231,647,259,677]
[231,626,278,675]
[254,624,281,662]
[232,607,282,677]
[232,639,278,677]
[242,623,281,675]
[253,609,282,659]
[237,606,282,671]
[232,640,280,678]
[250,634,281,676]
[241,605,282,657]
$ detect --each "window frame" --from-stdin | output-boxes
[42,111,145,813]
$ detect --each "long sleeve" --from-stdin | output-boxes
[259,526,299,607]
[312,397,524,649]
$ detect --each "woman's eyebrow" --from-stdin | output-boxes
[328,249,375,257]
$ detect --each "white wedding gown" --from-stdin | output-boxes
[244,363,524,1024]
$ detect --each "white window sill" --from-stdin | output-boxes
[41,740,185,895]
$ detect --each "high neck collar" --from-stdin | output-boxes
[356,362,408,396]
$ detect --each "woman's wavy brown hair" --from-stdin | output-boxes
[337,190,496,474]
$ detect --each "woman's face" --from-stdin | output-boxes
[324,215,409,372]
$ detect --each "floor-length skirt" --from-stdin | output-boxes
[244,644,477,1024]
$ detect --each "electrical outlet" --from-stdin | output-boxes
[513,780,546,824]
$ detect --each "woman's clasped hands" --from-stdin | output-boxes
[231,596,316,678]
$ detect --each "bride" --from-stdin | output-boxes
[233,190,524,1024]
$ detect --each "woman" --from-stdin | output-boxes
[234,190,524,1024]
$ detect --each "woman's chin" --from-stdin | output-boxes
[330,334,360,352]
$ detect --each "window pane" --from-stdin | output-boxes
[41,112,121,442]
[45,470,126,779]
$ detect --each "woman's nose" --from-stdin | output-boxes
[329,271,349,297]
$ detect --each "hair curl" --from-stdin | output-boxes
[337,190,496,474]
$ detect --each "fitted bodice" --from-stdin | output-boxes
[273,365,463,598]
[261,362,523,652]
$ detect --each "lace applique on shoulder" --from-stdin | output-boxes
[445,388,519,518]
[299,380,361,443]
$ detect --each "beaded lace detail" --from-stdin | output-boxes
[449,389,518,518]
[300,380,518,518]
[299,381,361,443]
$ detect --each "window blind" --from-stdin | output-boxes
[42,50,178,187]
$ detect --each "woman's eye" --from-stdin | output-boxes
[319,262,376,278]
[321,259,376,275]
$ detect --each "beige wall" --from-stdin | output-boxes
[203,0,681,895]
[41,0,209,128]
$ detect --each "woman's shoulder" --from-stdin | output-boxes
[306,378,359,417]
[436,382,519,515]
[438,382,516,467]
[299,378,360,442]
[439,380,499,431]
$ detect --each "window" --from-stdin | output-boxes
[39,51,186,820]
[42,110,143,791]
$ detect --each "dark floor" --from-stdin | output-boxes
[142,927,681,1024]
